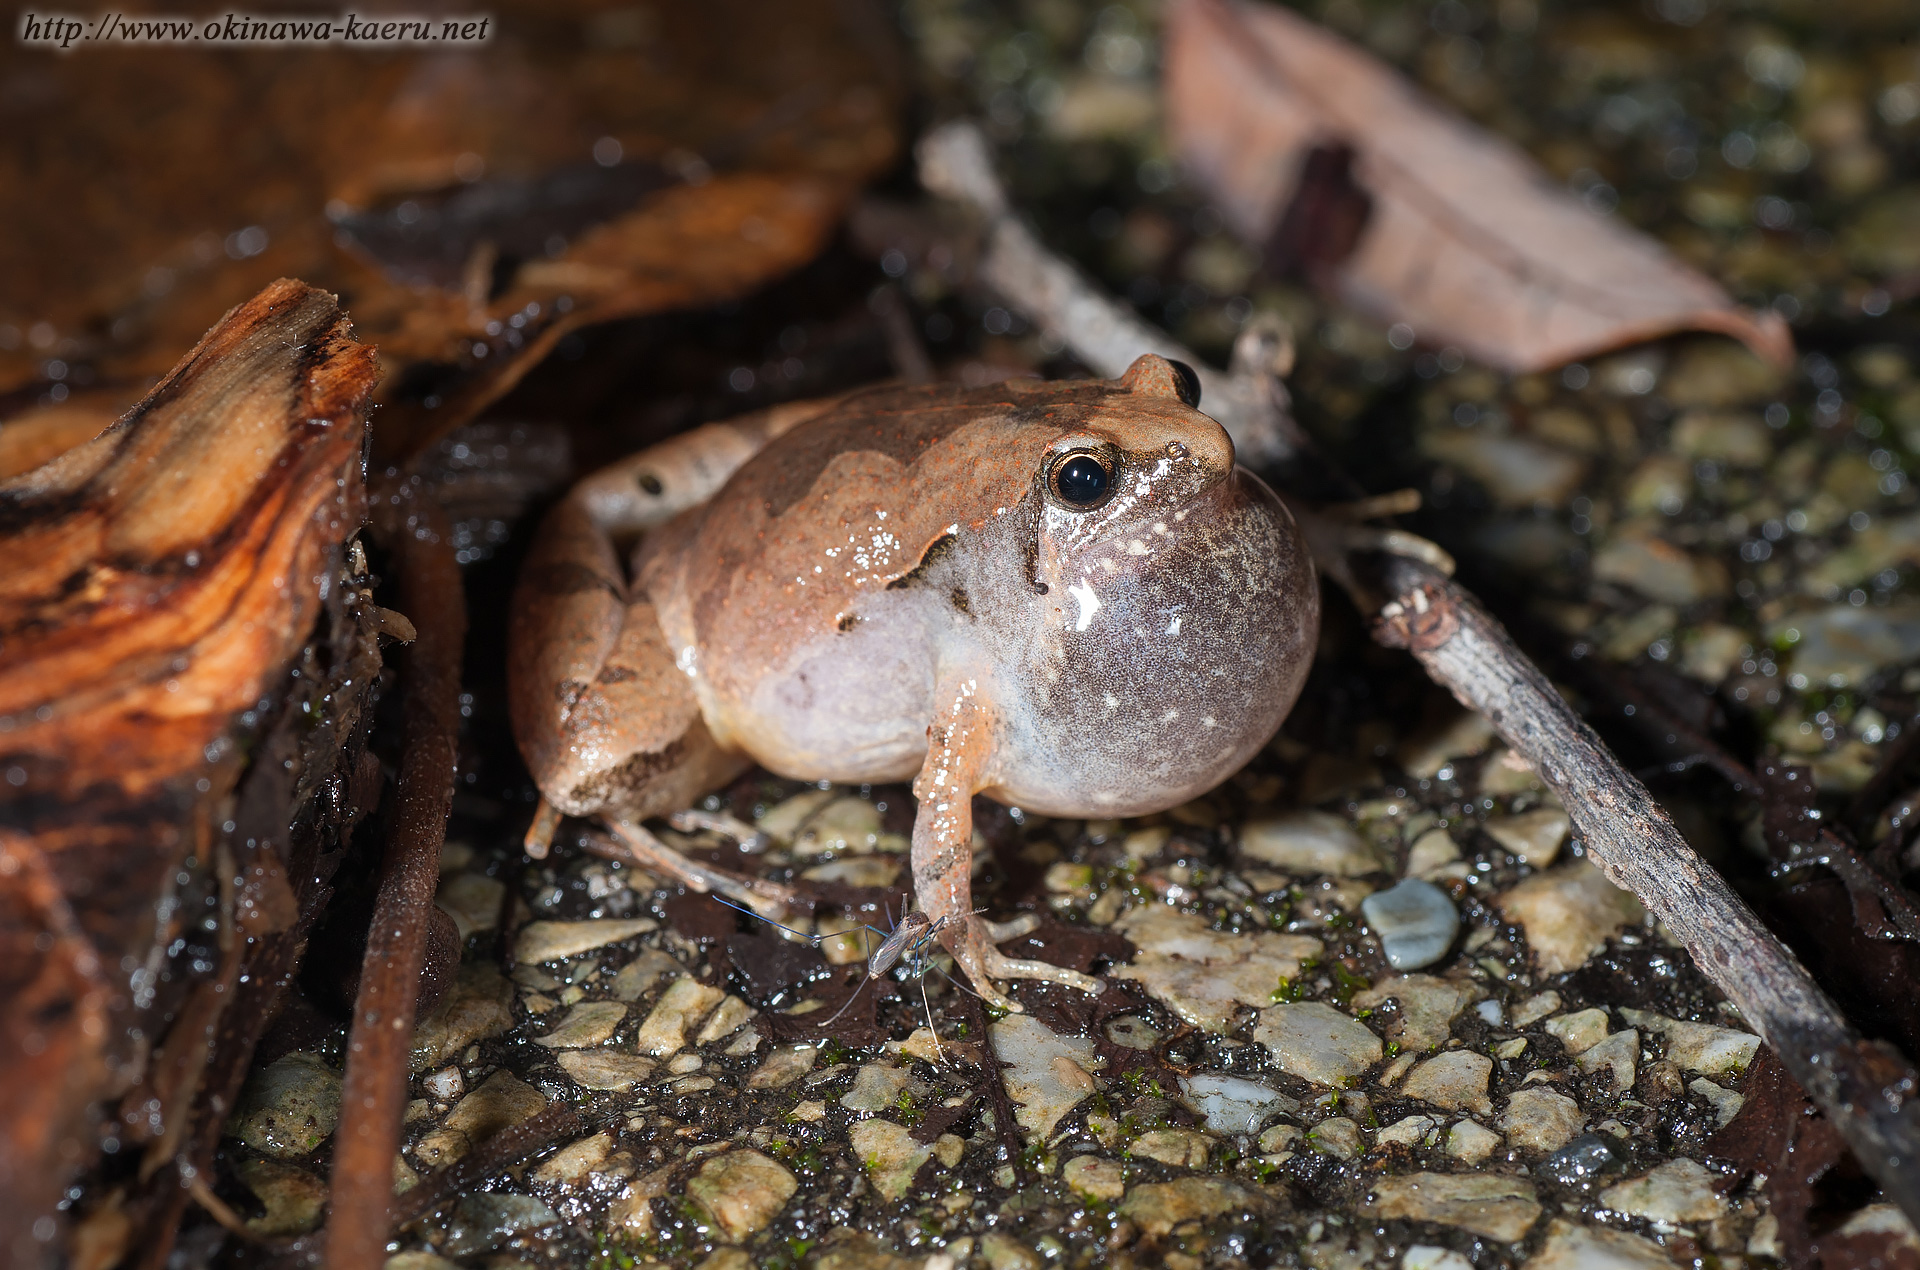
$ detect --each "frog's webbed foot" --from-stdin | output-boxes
[949,915,1103,1013]
[606,817,798,920]
[910,681,1104,1013]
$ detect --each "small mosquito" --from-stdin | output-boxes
[711,894,964,1061]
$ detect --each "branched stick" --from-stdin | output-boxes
[327,479,466,1270]
[917,121,1301,468]
[1366,556,1920,1225]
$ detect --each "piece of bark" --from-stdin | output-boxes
[0,390,143,483]
[0,279,376,1261]
[1366,555,1920,1231]
[1163,0,1794,373]
[0,0,902,468]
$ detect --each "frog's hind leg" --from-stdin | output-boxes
[604,818,798,916]
[508,512,748,822]
[910,680,1103,1012]
[510,401,847,834]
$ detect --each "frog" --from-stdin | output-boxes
[507,353,1320,1010]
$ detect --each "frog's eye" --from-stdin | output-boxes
[1167,360,1201,408]
[1050,452,1113,509]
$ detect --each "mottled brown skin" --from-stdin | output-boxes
[508,355,1319,1008]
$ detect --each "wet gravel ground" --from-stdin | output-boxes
[187,0,1920,1267]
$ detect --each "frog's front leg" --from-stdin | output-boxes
[912,680,1103,1012]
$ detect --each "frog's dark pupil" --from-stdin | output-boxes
[1167,359,1202,408]
[1054,455,1110,507]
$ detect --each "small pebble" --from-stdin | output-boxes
[1540,1133,1619,1186]
[1180,1072,1296,1135]
[1366,1173,1542,1242]
[1482,808,1570,867]
[441,1194,558,1258]
[513,918,658,964]
[1512,991,1562,1027]
[685,1150,798,1240]
[1501,1088,1585,1155]
[1404,1246,1474,1270]
[1352,975,1477,1051]
[991,1015,1101,1137]
[1377,1115,1438,1149]
[1063,1155,1126,1201]
[1360,878,1460,970]
[1496,861,1645,975]
[1239,810,1384,876]
[1255,1002,1382,1087]
[1530,1220,1677,1270]
[1445,1120,1502,1165]
[228,1052,342,1159]
[848,1120,932,1202]
[422,1067,464,1101]
[1598,1158,1725,1223]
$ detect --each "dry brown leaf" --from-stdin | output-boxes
[1163,0,1793,373]
[0,0,900,466]
[0,279,376,1251]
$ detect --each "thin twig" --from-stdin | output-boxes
[327,478,466,1270]
[387,1103,586,1229]
[870,283,935,385]
[1365,555,1920,1228]
[917,120,1301,468]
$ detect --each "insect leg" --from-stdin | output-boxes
[920,975,947,1065]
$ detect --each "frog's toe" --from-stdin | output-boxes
[978,912,1042,942]
[955,916,1103,1005]
[607,817,798,912]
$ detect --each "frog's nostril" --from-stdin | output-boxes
[1166,440,1188,460]
[636,471,664,496]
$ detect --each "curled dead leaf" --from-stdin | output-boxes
[1164,0,1792,373]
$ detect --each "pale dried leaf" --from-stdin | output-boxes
[1164,0,1792,373]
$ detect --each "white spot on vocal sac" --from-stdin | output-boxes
[1166,615,1182,636]
[1068,577,1101,632]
